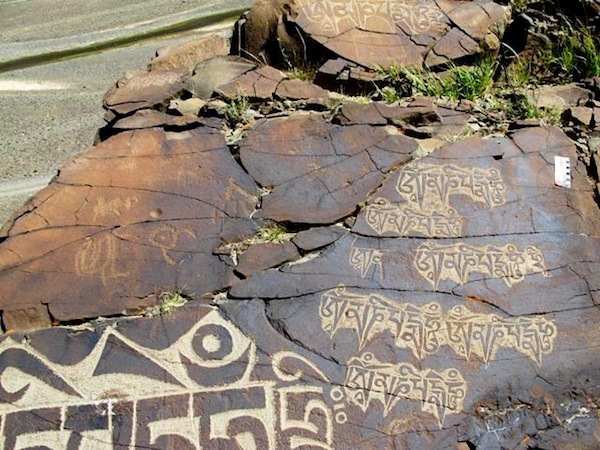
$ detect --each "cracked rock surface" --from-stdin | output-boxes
[1,11,600,450]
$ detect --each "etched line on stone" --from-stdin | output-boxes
[364,162,507,237]
[298,0,444,35]
[414,241,552,289]
[349,238,384,279]
[320,286,557,365]
[0,308,336,449]
[344,352,466,428]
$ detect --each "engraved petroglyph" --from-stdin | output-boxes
[92,195,140,221]
[365,197,464,237]
[0,308,335,449]
[396,163,507,211]
[298,0,445,35]
[74,234,128,285]
[364,162,507,237]
[415,241,552,289]
[445,305,557,367]
[349,238,384,278]
[320,286,557,366]
[149,224,198,265]
[124,72,183,90]
[344,352,466,428]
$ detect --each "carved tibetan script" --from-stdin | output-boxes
[320,286,557,366]
[298,0,445,35]
[365,162,508,237]
[344,352,466,428]
[414,241,552,289]
[0,308,335,450]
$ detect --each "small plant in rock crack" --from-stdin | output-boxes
[376,55,498,102]
[225,93,251,127]
[256,223,293,243]
[285,65,318,82]
[147,291,190,317]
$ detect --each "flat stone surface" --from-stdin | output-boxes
[0,127,259,322]
[1,10,600,445]
[0,115,599,449]
[294,0,508,70]
[148,35,230,72]
[103,67,191,116]
[185,56,257,99]
[239,114,417,223]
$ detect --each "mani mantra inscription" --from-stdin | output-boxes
[320,286,557,366]
[298,0,445,35]
[365,162,507,237]
[0,308,335,449]
[415,241,552,289]
[343,352,466,428]
[349,238,385,278]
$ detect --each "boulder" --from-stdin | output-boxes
[148,34,230,72]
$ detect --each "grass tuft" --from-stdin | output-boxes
[225,92,250,127]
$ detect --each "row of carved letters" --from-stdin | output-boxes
[321,287,557,366]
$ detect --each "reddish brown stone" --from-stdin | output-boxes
[103,67,190,116]
[425,27,480,67]
[0,127,259,325]
[291,225,348,251]
[112,109,200,130]
[535,84,595,108]
[236,241,300,277]
[336,102,388,126]
[569,106,594,126]
[1,305,51,331]
[184,56,256,99]
[239,114,416,223]
[218,65,286,100]
[275,79,329,100]
[148,35,229,72]
[292,0,507,70]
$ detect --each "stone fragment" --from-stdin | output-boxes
[534,84,595,109]
[568,106,594,126]
[232,0,303,66]
[239,114,416,223]
[218,65,286,100]
[235,241,300,277]
[0,127,259,326]
[112,109,199,130]
[103,67,190,116]
[291,225,348,251]
[275,78,328,100]
[148,34,230,71]
[335,102,388,126]
[1,305,51,331]
[169,97,206,115]
[184,56,256,99]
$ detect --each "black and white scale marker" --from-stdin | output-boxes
[554,156,571,188]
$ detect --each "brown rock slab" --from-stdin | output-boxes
[535,84,595,109]
[103,67,190,116]
[218,65,286,100]
[184,56,257,99]
[292,225,348,251]
[1,305,51,332]
[236,241,300,277]
[293,0,508,70]
[112,109,200,130]
[239,114,417,223]
[148,34,229,72]
[568,106,594,126]
[0,127,259,324]
[275,78,329,100]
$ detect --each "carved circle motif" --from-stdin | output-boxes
[192,323,233,361]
